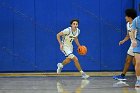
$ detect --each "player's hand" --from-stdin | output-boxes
[132,39,137,48]
[119,40,125,46]
[60,44,63,51]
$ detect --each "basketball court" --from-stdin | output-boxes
[0,74,138,93]
[0,0,140,92]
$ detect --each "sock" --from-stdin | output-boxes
[59,63,63,68]
[57,63,63,69]
[80,70,84,74]
[121,73,125,77]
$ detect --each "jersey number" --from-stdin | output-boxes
[70,39,73,42]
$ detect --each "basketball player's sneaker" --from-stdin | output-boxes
[113,75,126,80]
[57,63,63,74]
[81,72,89,79]
[135,80,140,87]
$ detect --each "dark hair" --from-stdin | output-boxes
[70,19,79,24]
[125,8,137,19]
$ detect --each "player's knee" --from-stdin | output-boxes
[72,56,78,62]
[65,58,71,62]
[125,60,131,64]
[136,62,140,66]
[67,54,75,59]
[125,57,132,64]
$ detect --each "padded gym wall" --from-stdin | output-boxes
[0,0,134,72]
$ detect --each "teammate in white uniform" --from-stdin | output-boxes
[113,9,137,80]
[56,19,89,79]
[127,22,135,56]
[61,27,80,57]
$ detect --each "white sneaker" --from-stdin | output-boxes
[135,80,140,87]
[57,63,63,74]
[81,72,89,79]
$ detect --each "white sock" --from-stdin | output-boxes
[137,76,140,80]
[60,63,63,68]
[61,63,63,66]
[57,63,63,68]
[80,70,84,74]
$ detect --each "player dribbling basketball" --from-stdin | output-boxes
[56,19,89,79]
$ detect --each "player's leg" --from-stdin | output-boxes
[113,55,133,80]
[135,53,140,87]
[132,57,136,66]
[113,45,134,80]
[133,40,140,87]
[72,56,82,71]
[122,45,135,75]
[62,58,71,66]
[122,55,133,75]
[57,46,72,74]
[72,56,89,79]
[57,58,71,74]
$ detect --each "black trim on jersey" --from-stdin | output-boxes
[72,31,75,36]
[127,54,134,57]
[63,50,67,55]
[129,23,132,28]
[128,30,131,32]
[72,30,77,36]
[62,35,65,43]
[65,53,73,57]
[72,28,79,36]
[127,23,132,32]
[133,52,140,54]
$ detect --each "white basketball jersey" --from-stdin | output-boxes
[62,27,80,46]
[127,22,137,42]
[127,22,132,33]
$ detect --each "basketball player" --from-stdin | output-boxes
[130,15,140,87]
[113,9,137,80]
[56,19,89,79]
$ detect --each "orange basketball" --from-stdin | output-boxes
[77,46,87,55]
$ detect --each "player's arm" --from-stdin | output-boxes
[57,32,64,50]
[57,32,64,45]
[130,18,137,47]
[119,34,129,45]
[123,34,130,42]
[130,30,137,47]
[130,30,136,40]
[74,37,81,47]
